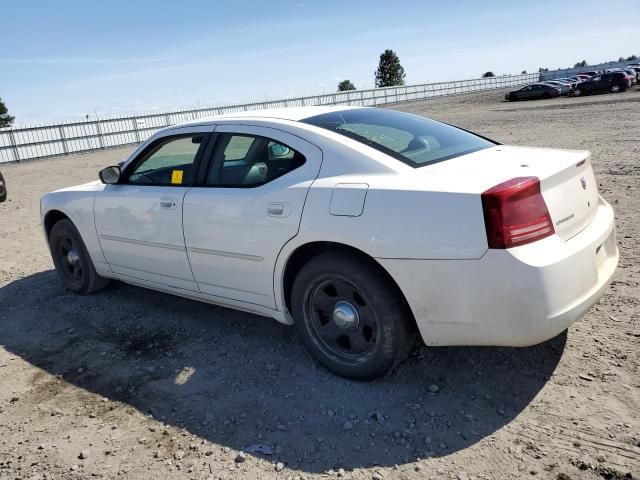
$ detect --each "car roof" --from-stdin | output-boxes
[178,105,363,127]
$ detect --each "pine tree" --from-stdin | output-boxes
[0,98,15,128]
[374,50,406,88]
[337,80,356,91]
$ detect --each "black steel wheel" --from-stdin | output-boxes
[292,251,416,380]
[49,219,108,294]
[307,277,379,361]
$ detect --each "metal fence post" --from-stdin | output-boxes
[8,130,20,162]
[95,120,105,149]
[58,126,69,155]
[133,117,141,143]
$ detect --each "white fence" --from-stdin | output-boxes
[0,73,539,163]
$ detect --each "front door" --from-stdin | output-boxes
[183,125,322,308]
[95,129,211,291]
[521,85,534,99]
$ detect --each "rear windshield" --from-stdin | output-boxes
[301,108,496,167]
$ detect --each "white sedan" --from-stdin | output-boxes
[40,106,619,379]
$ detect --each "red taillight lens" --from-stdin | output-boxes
[481,177,555,249]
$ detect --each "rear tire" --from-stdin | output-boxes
[611,84,621,93]
[291,252,416,380]
[49,219,108,295]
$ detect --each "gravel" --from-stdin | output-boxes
[0,87,638,479]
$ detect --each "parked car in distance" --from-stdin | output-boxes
[620,69,637,86]
[0,170,6,202]
[626,65,640,81]
[544,80,572,95]
[573,72,629,96]
[40,106,619,380]
[505,83,561,100]
[568,76,587,84]
[556,77,581,88]
[606,69,635,86]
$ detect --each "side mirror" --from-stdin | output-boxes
[99,165,121,184]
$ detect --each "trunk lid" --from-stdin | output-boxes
[423,145,599,241]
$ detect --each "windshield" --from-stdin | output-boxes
[301,108,495,168]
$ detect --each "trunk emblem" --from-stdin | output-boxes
[580,177,587,190]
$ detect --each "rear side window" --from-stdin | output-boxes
[205,134,305,187]
[224,135,256,161]
[302,108,495,168]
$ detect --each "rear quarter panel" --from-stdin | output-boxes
[296,176,488,260]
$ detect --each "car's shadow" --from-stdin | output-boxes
[0,271,566,474]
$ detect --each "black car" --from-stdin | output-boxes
[0,170,6,202]
[573,72,628,96]
[505,83,561,101]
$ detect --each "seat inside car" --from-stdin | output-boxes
[212,137,304,186]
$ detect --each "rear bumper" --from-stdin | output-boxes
[378,196,618,347]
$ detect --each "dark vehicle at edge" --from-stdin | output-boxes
[505,83,561,101]
[0,171,6,202]
[573,72,628,96]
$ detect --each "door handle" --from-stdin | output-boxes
[267,202,290,217]
[160,197,177,209]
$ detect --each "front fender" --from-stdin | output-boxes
[41,182,110,274]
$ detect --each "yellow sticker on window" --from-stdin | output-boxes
[171,170,184,185]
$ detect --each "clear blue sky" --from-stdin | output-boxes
[1,0,638,124]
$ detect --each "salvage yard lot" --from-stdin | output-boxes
[0,88,638,479]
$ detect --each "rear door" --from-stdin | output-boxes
[94,127,212,290]
[183,124,322,308]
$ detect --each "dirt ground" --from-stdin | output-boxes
[0,88,638,480]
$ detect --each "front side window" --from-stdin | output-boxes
[302,108,495,168]
[205,134,305,187]
[126,135,204,186]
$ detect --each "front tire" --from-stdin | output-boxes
[291,252,416,380]
[49,219,108,294]
[573,88,583,97]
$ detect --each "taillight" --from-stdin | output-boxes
[481,177,555,249]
